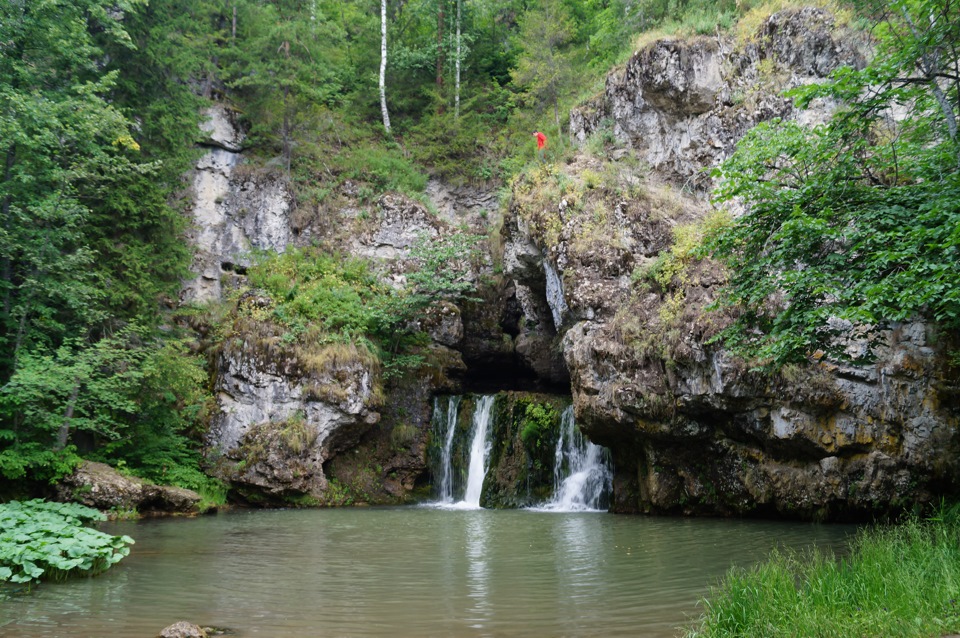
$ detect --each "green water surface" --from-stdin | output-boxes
[1,507,855,637]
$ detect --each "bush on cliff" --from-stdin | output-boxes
[706,0,960,367]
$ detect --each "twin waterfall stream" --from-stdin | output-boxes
[431,395,613,511]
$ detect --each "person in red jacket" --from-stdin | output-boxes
[533,131,546,161]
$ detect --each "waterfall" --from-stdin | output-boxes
[429,396,610,511]
[462,395,495,507]
[540,406,612,512]
[437,396,462,503]
[430,395,495,509]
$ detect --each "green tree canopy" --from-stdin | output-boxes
[706,0,960,367]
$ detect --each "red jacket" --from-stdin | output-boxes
[535,131,546,149]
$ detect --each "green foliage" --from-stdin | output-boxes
[706,0,960,367]
[406,231,484,305]
[0,499,134,586]
[0,326,212,484]
[520,402,558,449]
[0,444,80,486]
[687,514,960,637]
[0,0,212,487]
[247,247,394,341]
[0,0,144,373]
[224,0,354,171]
[511,0,577,137]
[406,85,515,181]
[335,143,429,197]
[238,236,479,380]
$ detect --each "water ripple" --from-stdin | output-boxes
[2,508,856,638]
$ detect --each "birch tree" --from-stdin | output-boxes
[380,0,392,133]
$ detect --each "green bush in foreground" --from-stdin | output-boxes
[687,514,960,637]
[0,500,134,586]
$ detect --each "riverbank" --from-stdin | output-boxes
[686,509,960,637]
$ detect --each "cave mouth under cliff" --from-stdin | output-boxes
[458,356,571,395]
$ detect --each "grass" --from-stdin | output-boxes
[686,510,960,637]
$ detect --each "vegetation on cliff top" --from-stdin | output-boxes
[219,233,481,389]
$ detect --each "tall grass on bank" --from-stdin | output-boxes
[686,512,960,637]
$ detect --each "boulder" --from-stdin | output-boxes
[56,461,201,516]
[158,621,207,638]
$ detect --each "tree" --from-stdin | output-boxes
[511,0,576,139]
[226,1,348,170]
[455,0,463,118]
[0,0,146,377]
[0,0,212,484]
[381,0,392,133]
[706,0,960,366]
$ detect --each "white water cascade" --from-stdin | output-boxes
[539,406,612,512]
[431,395,495,509]
[437,395,462,503]
[462,395,495,507]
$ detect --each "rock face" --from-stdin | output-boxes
[570,8,867,191]
[208,334,382,503]
[184,111,496,503]
[56,461,201,516]
[182,105,293,303]
[505,10,960,519]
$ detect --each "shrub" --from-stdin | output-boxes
[0,500,134,586]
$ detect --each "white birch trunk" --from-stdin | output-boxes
[380,0,392,133]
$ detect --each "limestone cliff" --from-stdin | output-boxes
[504,8,960,519]
[182,7,959,518]
[183,108,496,503]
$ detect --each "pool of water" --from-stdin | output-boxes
[1,507,856,637]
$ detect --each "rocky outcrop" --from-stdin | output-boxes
[56,461,201,516]
[570,8,868,191]
[506,10,960,519]
[563,310,960,519]
[182,105,295,303]
[184,106,504,503]
[205,316,382,503]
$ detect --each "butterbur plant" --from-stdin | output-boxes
[0,500,134,586]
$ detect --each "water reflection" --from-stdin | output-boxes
[1,508,857,637]
[465,512,491,630]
